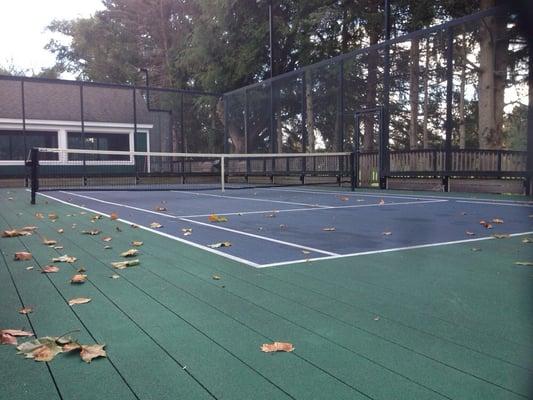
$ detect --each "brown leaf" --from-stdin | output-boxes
[1,329,33,345]
[17,338,63,362]
[479,220,493,229]
[80,344,106,363]
[81,229,101,236]
[48,213,58,221]
[52,255,77,263]
[338,196,350,202]
[131,240,143,246]
[120,249,139,257]
[212,274,222,280]
[70,274,87,284]
[19,307,33,314]
[465,231,475,236]
[42,238,57,246]
[208,214,228,223]
[382,231,392,236]
[322,227,336,232]
[514,261,533,266]
[111,259,140,269]
[521,237,533,244]
[2,228,33,238]
[378,199,385,205]
[41,265,59,273]
[102,236,112,242]
[110,212,118,220]
[62,342,82,353]
[35,212,44,219]
[491,218,504,224]
[154,206,167,212]
[182,228,192,236]
[207,241,231,248]
[14,252,32,261]
[492,234,510,239]
[149,222,162,229]
[57,228,64,234]
[68,297,92,306]
[260,342,294,353]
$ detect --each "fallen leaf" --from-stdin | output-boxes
[110,274,120,279]
[80,344,106,363]
[42,238,57,246]
[279,224,287,230]
[68,298,91,306]
[338,196,350,202]
[212,274,221,280]
[62,342,82,353]
[1,332,18,345]
[41,265,59,273]
[35,213,44,219]
[131,224,139,229]
[131,241,143,246]
[207,241,231,249]
[25,266,34,271]
[264,212,277,218]
[52,255,77,263]
[373,316,380,321]
[14,252,32,261]
[102,236,112,242]
[208,214,228,223]
[322,227,336,232]
[120,249,139,257]
[17,337,63,362]
[154,206,167,211]
[479,220,493,229]
[514,261,533,266]
[91,214,102,222]
[110,212,118,220]
[378,199,385,205]
[491,218,504,224]
[81,229,101,236]
[111,259,140,269]
[70,274,87,284]
[471,247,482,252]
[18,307,33,314]
[116,226,122,232]
[53,246,64,250]
[77,267,86,273]
[522,237,533,244]
[301,250,311,255]
[48,213,58,221]
[149,222,162,229]
[260,342,294,353]
[2,227,36,237]
[465,231,475,236]
[1,329,33,345]
[492,234,510,239]
[182,228,192,236]
[382,231,392,236]
[104,245,112,250]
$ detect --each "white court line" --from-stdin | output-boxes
[36,192,260,267]
[262,187,533,205]
[172,190,328,208]
[258,231,533,268]
[178,199,448,218]
[179,217,339,256]
[456,200,533,208]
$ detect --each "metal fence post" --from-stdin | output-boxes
[444,27,454,192]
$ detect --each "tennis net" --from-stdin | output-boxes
[28,147,355,202]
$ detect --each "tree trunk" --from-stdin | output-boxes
[305,71,315,152]
[422,37,430,149]
[364,35,378,151]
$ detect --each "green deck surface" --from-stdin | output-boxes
[1,188,532,399]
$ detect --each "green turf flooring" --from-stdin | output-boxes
[0,188,532,399]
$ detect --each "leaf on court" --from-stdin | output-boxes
[131,240,143,246]
[68,298,91,306]
[264,212,277,218]
[522,237,533,244]
[208,214,228,223]
[479,220,493,229]
[102,236,112,242]
[260,342,294,353]
[18,307,33,314]
[373,316,380,321]
[111,259,140,269]
[41,265,59,273]
[48,213,58,221]
[279,224,287,230]
[208,241,231,249]
[110,212,118,220]
[378,199,385,205]
[91,215,102,222]
[302,250,311,255]
[491,218,504,224]
[35,212,44,219]
[82,229,101,235]
[492,234,510,239]
[465,231,476,236]
[338,196,350,201]
[77,267,86,273]
[110,274,120,279]
[26,266,34,271]
[131,224,139,229]
[53,255,77,263]
[17,337,64,362]
[382,231,392,236]
[80,344,107,363]
[322,227,336,232]
[212,274,222,280]
[57,228,64,234]
[14,252,32,261]
[1,329,33,345]
[2,226,35,237]
[471,247,481,252]
[514,261,533,266]
[154,206,167,212]
[42,238,57,246]
[70,274,87,284]
[104,245,112,250]
[460,212,467,216]
[149,222,162,229]
[182,228,192,236]
[120,249,139,257]
[79,211,87,215]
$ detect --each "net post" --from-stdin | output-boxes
[28,148,39,205]
[221,156,225,192]
[350,151,356,192]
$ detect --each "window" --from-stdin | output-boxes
[67,132,130,161]
[0,130,58,160]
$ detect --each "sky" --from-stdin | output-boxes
[0,0,105,74]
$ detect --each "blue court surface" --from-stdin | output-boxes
[37,187,533,267]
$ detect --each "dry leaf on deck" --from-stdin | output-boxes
[48,213,58,221]
[14,252,32,261]
[82,229,101,236]
[260,342,294,353]
[68,298,91,306]
[35,213,44,219]
[322,227,336,232]
[102,236,112,242]
[182,228,192,236]
[492,234,510,239]
[208,214,228,223]
[1,329,33,345]
[18,307,33,314]
[70,274,87,284]
[26,266,34,271]
[514,261,533,266]
[382,231,392,236]
[2,227,35,237]
[116,226,122,232]
[338,196,350,201]
[212,274,221,280]
[154,206,167,212]
[41,265,59,273]
[111,259,140,269]
[110,212,118,220]
[53,255,77,263]
[42,238,57,246]
[378,199,385,205]
[131,241,143,246]
[17,337,63,362]
[110,274,120,279]
[465,231,475,236]
[522,237,533,243]
[302,250,311,255]
[491,218,504,224]
[80,344,106,363]
[120,249,138,257]
[104,245,112,250]
[479,220,493,229]
[149,222,162,229]
[208,241,231,248]
[91,215,102,222]
[53,246,63,250]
